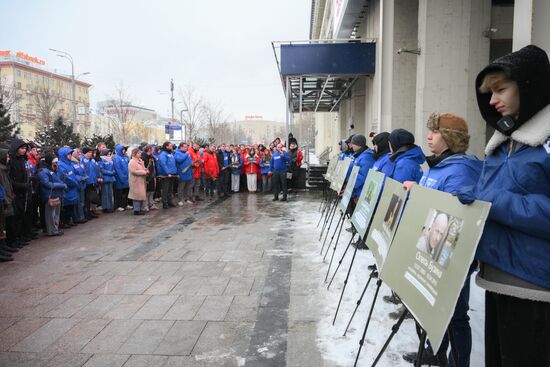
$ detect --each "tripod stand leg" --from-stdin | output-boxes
[344,267,377,336]
[371,309,410,367]
[322,212,343,258]
[319,194,336,240]
[332,244,359,325]
[414,330,427,367]
[324,219,346,281]
[321,198,339,244]
[327,233,355,290]
[317,189,331,227]
[352,279,382,366]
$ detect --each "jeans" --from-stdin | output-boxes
[77,188,85,220]
[178,180,194,202]
[218,169,229,196]
[271,171,287,199]
[101,183,113,210]
[160,177,175,205]
[262,174,271,193]
[133,200,145,212]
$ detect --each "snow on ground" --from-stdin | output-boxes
[308,215,485,366]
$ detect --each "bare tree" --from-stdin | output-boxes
[178,86,205,142]
[32,84,64,130]
[103,83,136,144]
[201,102,232,144]
[0,76,16,112]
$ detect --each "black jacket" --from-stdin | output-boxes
[8,139,29,211]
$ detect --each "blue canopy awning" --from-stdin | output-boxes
[273,41,376,113]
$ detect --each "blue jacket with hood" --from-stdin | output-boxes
[387,146,425,183]
[56,147,79,205]
[39,167,66,203]
[419,154,482,194]
[352,148,375,198]
[72,159,87,190]
[174,149,193,182]
[373,153,394,177]
[158,149,177,176]
[100,158,116,183]
[112,144,129,190]
[82,156,100,186]
[465,45,550,290]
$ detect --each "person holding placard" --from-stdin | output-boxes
[458,45,550,367]
[372,132,393,176]
[387,129,425,183]
[402,113,482,366]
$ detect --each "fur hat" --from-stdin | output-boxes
[427,112,470,153]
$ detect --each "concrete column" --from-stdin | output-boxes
[415,0,491,158]
[513,0,550,53]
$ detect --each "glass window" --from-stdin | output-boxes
[16,82,21,89]
[16,70,21,76]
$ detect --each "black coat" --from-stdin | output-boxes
[8,139,29,212]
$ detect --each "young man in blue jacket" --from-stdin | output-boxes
[401,113,482,367]
[112,144,130,211]
[175,142,194,205]
[270,143,290,201]
[57,147,80,228]
[158,141,177,209]
[387,129,425,183]
[458,45,550,367]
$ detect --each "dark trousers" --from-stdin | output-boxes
[160,177,175,205]
[205,178,216,196]
[218,169,229,196]
[61,204,78,224]
[114,188,129,209]
[272,171,287,199]
[485,290,550,367]
[84,185,96,216]
[6,212,24,244]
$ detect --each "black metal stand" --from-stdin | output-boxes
[319,193,338,240]
[324,217,348,282]
[343,265,378,336]
[322,210,344,259]
[352,278,382,366]
[320,196,340,245]
[332,239,361,325]
[371,308,410,366]
[317,189,334,228]
[327,233,355,289]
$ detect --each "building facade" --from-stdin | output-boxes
[302,0,550,159]
[0,50,91,140]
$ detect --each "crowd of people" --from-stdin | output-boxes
[0,135,304,262]
[336,45,549,366]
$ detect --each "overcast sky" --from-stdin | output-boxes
[2,0,311,121]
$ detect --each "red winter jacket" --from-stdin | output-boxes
[203,151,219,179]
[244,154,260,175]
[188,148,203,179]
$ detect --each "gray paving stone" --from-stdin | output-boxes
[123,354,169,367]
[175,262,226,277]
[132,295,179,320]
[128,261,163,276]
[191,322,253,359]
[46,319,110,354]
[45,295,98,318]
[12,318,81,352]
[82,353,130,367]
[102,295,150,320]
[0,351,51,367]
[45,352,92,367]
[72,295,125,319]
[199,251,224,262]
[193,296,233,321]
[223,277,254,296]
[163,295,205,321]
[81,319,143,353]
[154,321,206,356]
[118,320,174,354]
[94,276,159,295]
[225,296,260,322]
[0,318,50,352]
[67,276,113,294]
[150,262,183,277]
[0,317,19,333]
[144,276,183,295]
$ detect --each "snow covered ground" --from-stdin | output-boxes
[308,216,485,366]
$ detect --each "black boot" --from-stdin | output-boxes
[0,253,13,262]
[403,350,448,366]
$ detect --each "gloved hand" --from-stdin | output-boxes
[455,190,476,205]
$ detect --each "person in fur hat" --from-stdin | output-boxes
[458,45,550,366]
[401,113,483,366]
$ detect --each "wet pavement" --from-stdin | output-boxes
[0,191,337,367]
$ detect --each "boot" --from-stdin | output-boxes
[0,253,13,262]
[403,350,448,366]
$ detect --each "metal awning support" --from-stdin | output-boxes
[315,75,331,112]
[330,76,358,112]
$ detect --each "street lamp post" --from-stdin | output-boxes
[179,108,188,142]
[49,48,86,132]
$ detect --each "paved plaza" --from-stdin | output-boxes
[0,192,339,367]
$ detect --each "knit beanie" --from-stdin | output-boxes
[350,134,367,148]
[426,112,470,153]
[389,129,415,151]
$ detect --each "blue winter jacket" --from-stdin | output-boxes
[230,154,243,175]
[419,154,482,194]
[112,144,129,190]
[373,153,394,177]
[82,157,100,186]
[56,147,79,205]
[158,150,177,176]
[0,184,4,202]
[270,151,290,173]
[388,146,425,183]
[72,161,87,190]
[174,150,193,182]
[39,167,66,203]
[467,138,550,289]
[100,159,116,183]
[259,156,271,175]
[352,149,376,198]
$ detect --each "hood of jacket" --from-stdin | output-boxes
[476,45,550,135]
[394,145,425,165]
[57,147,74,165]
[115,144,127,157]
[9,139,27,157]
